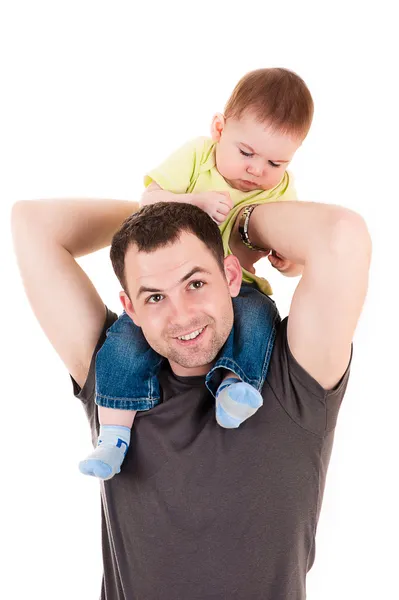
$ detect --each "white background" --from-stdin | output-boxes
[1,1,398,598]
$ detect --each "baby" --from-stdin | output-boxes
[79,67,314,480]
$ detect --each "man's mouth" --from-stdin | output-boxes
[174,326,206,343]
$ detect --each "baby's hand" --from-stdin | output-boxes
[194,191,233,225]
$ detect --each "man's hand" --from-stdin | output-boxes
[228,207,270,273]
[229,200,371,389]
[268,250,304,277]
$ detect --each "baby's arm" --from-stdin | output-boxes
[141,182,232,225]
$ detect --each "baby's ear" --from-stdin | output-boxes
[210,113,226,142]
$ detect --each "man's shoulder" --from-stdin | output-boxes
[266,316,352,435]
[103,306,119,330]
[92,306,119,360]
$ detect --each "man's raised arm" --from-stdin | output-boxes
[230,201,372,390]
[12,199,139,387]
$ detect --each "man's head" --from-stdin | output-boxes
[110,203,242,376]
[211,68,314,192]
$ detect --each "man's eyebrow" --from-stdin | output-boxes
[136,267,212,300]
[240,142,289,163]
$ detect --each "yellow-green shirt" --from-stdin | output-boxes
[144,137,297,295]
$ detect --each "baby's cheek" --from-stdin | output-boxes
[219,149,238,172]
[265,171,285,190]
[225,158,242,178]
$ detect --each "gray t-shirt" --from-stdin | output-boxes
[72,308,351,600]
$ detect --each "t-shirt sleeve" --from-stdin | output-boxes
[70,306,118,404]
[143,137,204,193]
[266,317,352,436]
[70,306,118,444]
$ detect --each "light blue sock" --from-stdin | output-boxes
[215,377,263,429]
[79,425,131,481]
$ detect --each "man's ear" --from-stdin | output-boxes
[210,112,226,142]
[223,254,243,298]
[119,290,141,327]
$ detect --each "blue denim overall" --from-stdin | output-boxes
[95,284,280,409]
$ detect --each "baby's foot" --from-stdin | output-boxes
[79,425,131,481]
[216,377,263,429]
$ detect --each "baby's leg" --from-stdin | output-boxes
[213,284,280,429]
[80,312,162,480]
[79,406,136,480]
[215,370,263,429]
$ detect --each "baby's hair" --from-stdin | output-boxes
[224,68,314,141]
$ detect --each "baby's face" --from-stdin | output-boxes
[213,112,302,192]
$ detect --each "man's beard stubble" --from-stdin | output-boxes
[147,311,234,370]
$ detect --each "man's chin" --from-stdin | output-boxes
[166,344,223,375]
[147,322,232,374]
[169,351,218,370]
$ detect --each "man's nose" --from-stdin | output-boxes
[167,295,194,324]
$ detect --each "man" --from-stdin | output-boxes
[11,197,371,599]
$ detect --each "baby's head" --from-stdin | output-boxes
[211,68,314,192]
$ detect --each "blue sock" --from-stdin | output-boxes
[79,425,131,481]
[215,377,263,429]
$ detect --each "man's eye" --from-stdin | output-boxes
[146,294,164,304]
[189,280,205,290]
[269,161,281,168]
[239,149,253,158]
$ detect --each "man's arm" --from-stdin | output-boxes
[11,199,139,388]
[230,201,371,390]
[268,250,304,277]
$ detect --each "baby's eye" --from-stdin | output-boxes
[269,161,281,168]
[239,149,254,158]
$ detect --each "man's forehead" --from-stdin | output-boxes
[125,235,218,288]
[135,257,195,283]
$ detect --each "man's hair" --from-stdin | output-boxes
[110,202,226,295]
[224,68,314,140]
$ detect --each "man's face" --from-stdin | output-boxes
[121,232,242,376]
[213,112,302,192]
